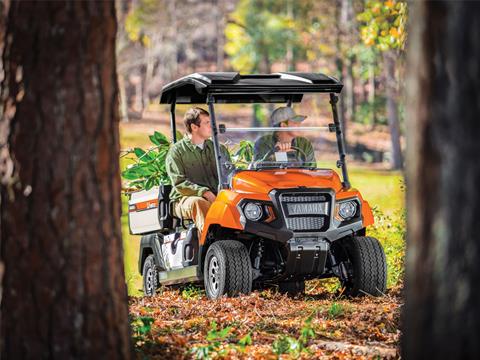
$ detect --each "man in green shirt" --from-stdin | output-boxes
[253,107,316,166]
[166,107,229,232]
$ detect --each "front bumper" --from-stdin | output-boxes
[241,188,365,279]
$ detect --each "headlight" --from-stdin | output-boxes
[244,202,263,221]
[338,201,357,220]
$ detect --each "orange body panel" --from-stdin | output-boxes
[200,169,374,243]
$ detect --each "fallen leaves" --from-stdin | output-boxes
[129,285,402,359]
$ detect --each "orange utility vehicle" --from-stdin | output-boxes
[128,72,387,299]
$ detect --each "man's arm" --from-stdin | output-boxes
[253,137,271,161]
[166,149,210,197]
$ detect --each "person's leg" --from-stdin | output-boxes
[174,196,212,232]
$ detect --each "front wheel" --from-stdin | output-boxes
[342,236,387,297]
[204,240,252,299]
[142,254,159,296]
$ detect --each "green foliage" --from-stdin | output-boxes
[357,0,408,52]
[327,302,344,319]
[121,131,171,191]
[125,0,162,46]
[368,179,406,287]
[272,316,315,356]
[181,284,204,300]
[225,0,302,72]
[131,316,155,344]
[191,321,233,359]
[370,205,405,287]
[238,333,252,348]
[355,97,387,126]
[230,140,255,168]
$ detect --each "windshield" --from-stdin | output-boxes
[215,99,339,176]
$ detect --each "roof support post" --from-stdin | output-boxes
[330,93,351,189]
[170,102,177,143]
[207,95,227,191]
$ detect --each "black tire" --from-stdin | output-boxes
[278,280,305,297]
[204,240,252,299]
[142,254,158,296]
[343,236,387,297]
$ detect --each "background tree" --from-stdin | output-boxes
[225,0,306,125]
[0,1,131,358]
[358,0,407,170]
[404,1,480,359]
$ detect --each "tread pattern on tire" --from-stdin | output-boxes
[206,240,252,298]
[347,236,387,296]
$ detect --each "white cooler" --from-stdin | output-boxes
[128,187,162,234]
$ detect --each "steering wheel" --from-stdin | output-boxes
[250,145,308,169]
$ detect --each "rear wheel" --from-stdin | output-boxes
[142,254,158,296]
[204,240,252,299]
[278,280,305,297]
[342,236,387,296]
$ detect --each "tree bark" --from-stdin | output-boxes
[341,0,355,142]
[0,1,131,359]
[404,2,480,359]
[368,63,377,128]
[215,0,225,72]
[384,51,403,170]
[335,0,346,145]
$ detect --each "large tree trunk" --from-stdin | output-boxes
[404,2,480,359]
[384,51,403,170]
[0,2,131,358]
[334,0,346,144]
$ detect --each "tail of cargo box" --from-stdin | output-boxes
[128,184,173,234]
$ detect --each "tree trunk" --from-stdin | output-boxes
[119,73,129,122]
[215,0,225,72]
[0,2,131,358]
[369,63,377,128]
[384,51,403,169]
[285,0,294,71]
[340,0,355,143]
[404,2,480,359]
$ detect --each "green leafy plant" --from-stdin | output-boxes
[191,321,233,359]
[230,140,254,169]
[327,302,345,319]
[131,316,154,344]
[121,131,174,191]
[181,284,204,300]
[238,333,252,349]
[272,335,299,356]
[271,316,315,356]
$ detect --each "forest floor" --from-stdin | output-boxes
[129,284,402,359]
[121,114,405,359]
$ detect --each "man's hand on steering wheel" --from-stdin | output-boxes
[275,141,294,152]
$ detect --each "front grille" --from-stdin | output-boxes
[286,217,325,231]
[279,192,331,232]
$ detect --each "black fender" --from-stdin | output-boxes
[138,233,164,274]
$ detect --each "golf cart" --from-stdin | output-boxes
[128,72,387,299]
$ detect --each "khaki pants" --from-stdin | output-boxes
[174,196,212,232]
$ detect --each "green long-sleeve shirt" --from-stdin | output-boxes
[253,134,316,165]
[166,136,230,201]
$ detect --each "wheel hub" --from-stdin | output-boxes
[145,268,154,294]
[208,256,220,296]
